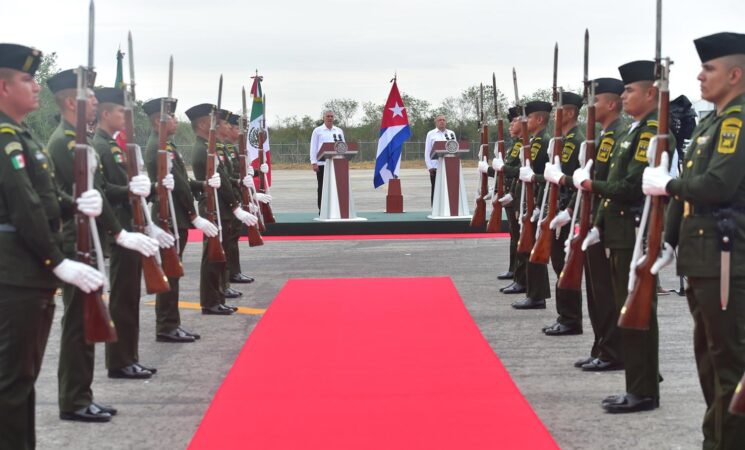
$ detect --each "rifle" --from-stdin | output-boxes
[122,32,170,295]
[514,68,536,255]
[486,73,504,233]
[530,43,562,265]
[205,76,227,263]
[76,0,117,344]
[257,94,275,224]
[155,56,183,278]
[619,0,669,330]
[240,86,264,246]
[471,83,489,228]
[559,30,594,290]
[730,373,745,415]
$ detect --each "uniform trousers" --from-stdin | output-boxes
[585,243,621,363]
[200,219,231,308]
[155,229,188,334]
[106,245,143,370]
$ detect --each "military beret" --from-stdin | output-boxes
[618,60,655,85]
[0,43,42,76]
[95,87,125,106]
[47,69,77,93]
[507,106,521,121]
[561,92,583,108]
[227,113,239,126]
[185,103,214,121]
[593,78,624,96]
[525,101,552,115]
[215,109,230,121]
[143,97,178,116]
[694,32,745,63]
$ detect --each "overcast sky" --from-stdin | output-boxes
[3,0,744,124]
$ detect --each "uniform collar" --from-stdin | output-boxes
[719,92,745,116]
[95,127,114,141]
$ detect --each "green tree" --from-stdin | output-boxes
[322,98,358,128]
[25,52,61,143]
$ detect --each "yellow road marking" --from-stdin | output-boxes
[145,301,266,315]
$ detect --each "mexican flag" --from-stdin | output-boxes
[248,74,271,186]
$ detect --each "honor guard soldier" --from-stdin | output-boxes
[143,97,215,342]
[574,60,672,413]
[0,44,104,446]
[187,103,258,315]
[47,70,159,421]
[643,32,745,447]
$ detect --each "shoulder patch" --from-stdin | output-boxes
[64,130,76,137]
[0,127,17,136]
[510,142,522,158]
[9,152,26,169]
[4,141,23,155]
[635,131,655,162]
[597,137,614,163]
[561,141,576,163]
[67,140,76,150]
[723,105,743,116]
[646,120,659,128]
[530,142,542,160]
[717,117,742,154]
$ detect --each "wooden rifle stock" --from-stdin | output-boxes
[558,103,595,291]
[75,68,117,344]
[206,125,227,263]
[730,373,745,415]
[238,115,263,247]
[486,118,504,233]
[517,119,536,254]
[530,106,563,264]
[619,67,670,330]
[157,149,183,278]
[471,123,489,228]
[257,129,275,224]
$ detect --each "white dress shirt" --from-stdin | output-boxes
[424,128,456,170]
[310,124,345,166]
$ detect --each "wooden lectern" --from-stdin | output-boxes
[428,140,471,219]
[315,141,366,221]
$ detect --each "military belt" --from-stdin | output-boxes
[687,203,745,217]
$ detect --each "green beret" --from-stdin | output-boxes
[694,32,745,63]
[0,43,42,75]
[185,103,214,121]
[618,60,655,85]
[95,87,125,106]
[143,97,178,116]
[561,92,583,108]
[525,101,552,115]
[593,78,624,96]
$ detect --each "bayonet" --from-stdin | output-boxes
[513,67,525,118]
[583,29,589,102]
[217,74,223,111]
[552,42,559,106]
[492,72,499,119]
[88,0,95,70]
[127,31,135,100]
[167,55,173,99]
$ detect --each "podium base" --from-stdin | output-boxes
[427,214,473,220]
[313,217,368,222]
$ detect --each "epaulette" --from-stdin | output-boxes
[646,119,659,128]
[605,130,615,136]
[0,122,21,135]
[64,130,76,137]
[566,133,575,139]
[723,105,743,115]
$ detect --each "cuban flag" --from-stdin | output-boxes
[373,80,411,188]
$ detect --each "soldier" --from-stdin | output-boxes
[494,100,552,309]
[47,71,159,420]
[0,44,104,446]
[187,103,258,315]
[574,60,671,412]
[142,97,218,342]
[538,91,584,335]
[643,32,745,446]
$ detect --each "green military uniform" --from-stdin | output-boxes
[219,139,244,289]
[0,95,64,449]
[503,137,524,285]
[661,33,745,446]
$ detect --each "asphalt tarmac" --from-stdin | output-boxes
[36,168,704,449]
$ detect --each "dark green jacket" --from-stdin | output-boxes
[92,128,133,231]
[191,136,239,219]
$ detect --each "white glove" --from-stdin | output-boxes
[247,165,255,176]
[519,164,535,182]
[651,242,675,275]
[260,163,269,173]
[129,174,151,197]
[581,226,601,251]
[147,225,175,249]
[478,157,489,174]
[191,216,218,238]
[544,156,564,185]
[207,173,221,189]
[572,160,594,191]
[642,152,672,196]
[233,207,259,226]
[498,193,513,206]
[492,153,505,172]
[115,229,158,257]
[248,202,259,214]
[162,173,175,191]
[550,209,571,230]
[578,141,587,166]
[242,175,253,188]
[76,189,102,218]
[530,207,540,223]
[53,259,105,294]
[256,193,272,204]
[564,238,571,256]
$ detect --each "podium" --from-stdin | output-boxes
[315,141,367,221]
[428,140,471,219]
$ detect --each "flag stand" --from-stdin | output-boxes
[385,178,403,213]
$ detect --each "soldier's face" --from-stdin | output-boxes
[104,104,125,131]
[621,82,654,118]
[526,112,542,133]
[698,57,739,103]
[508,118,520,137]
[0,70,40,115]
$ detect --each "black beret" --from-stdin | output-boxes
[227,113,239,126]
[0,43,42,75]
[525,100,552,115]
[143,97,178,116]
[593,78,624,96]
[561,91,583,108]
[216,109,230,121]
[507,106,520,121]
[694,32,745,63]
[185,103,214,121]
[95,87,125,106]
[618,60,655,85]
[47,69,77,93]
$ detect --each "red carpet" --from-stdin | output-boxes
[189,277,557,449]
[186,229,507,242]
